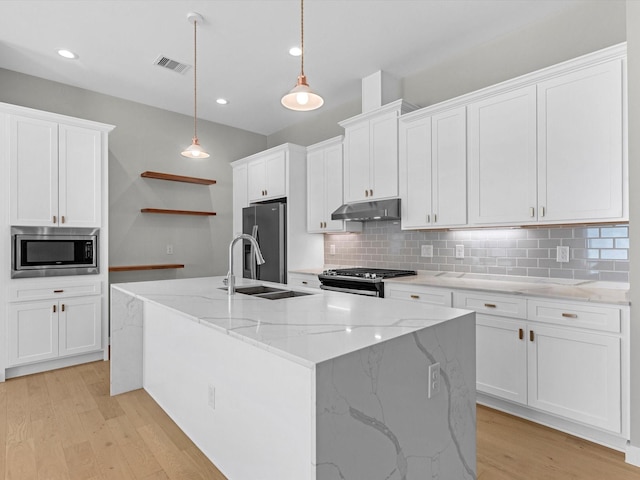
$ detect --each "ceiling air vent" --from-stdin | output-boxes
[153,55,191,74]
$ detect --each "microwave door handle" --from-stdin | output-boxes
[250,225,258,280]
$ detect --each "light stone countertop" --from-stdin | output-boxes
[288,268,630,305]
[111,276,473,368]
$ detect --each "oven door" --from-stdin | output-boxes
[318,277,383,297]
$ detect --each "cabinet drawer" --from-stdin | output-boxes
[9,280,102,302]
[287,273,321,290]
[527,300,620,333]
[453,291,526,319]
[385,283,452,306]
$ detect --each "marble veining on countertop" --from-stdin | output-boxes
[111,276,473,369]
[289,267,629,305]
[385,270,630,305]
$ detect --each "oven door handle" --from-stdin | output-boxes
[320,285,379,297]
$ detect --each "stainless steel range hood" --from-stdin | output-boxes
[331,198,400,222]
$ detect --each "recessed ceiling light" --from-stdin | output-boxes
[216,98,228,105]
[289,46,302,57]
[57,49,78,59]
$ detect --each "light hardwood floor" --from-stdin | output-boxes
[0,360,638,479]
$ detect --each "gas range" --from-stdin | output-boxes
[318,268,417,297]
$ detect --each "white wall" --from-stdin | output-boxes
[0,68,267,282]
[625,0,640,458]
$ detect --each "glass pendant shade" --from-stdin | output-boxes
[181,136,210,158]
[281,75,324,111]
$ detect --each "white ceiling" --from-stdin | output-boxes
[0,0,584,136]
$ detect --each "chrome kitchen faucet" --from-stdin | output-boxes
[225,234,265,295]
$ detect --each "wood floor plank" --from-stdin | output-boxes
[182,445,227,480]
[137,423,206,480]
[106,413,163,479]
[34,437,71,480]
[63,441,102,480]
[5,377,31,444]
[86,381,125,421]
[5,439,37,480]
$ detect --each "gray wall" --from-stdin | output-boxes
[626,0,640,454]
[0,68,267,281]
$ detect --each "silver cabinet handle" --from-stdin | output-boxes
[365,190,369,197]
[61,216,65,224]
[434,213,437,223]
[53,215,57,224]
[427,214,430,223]
[529,207,535,217]
[540,206,545,217]
[369,189,373,196]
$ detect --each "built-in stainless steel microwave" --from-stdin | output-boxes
[11,226,99,278]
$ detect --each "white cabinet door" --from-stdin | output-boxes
[538,59,624,222]
[59,125,102,227]
[8,301,59,366]
[468,86,537,225]
[306,148,326,232]
[527,324,621,433]
[370,110,399,200]
[476,314,528,405]
[247,151,287,202]
[343,121,370,203]
[432,107,467,227]
[59,296,102,357]
[323,141,346,232]
[10,115,59,226]
[399,116,432,228]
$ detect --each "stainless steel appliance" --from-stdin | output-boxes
[242,202,286,283]
[11,226,99,278]
[318,267,417,297]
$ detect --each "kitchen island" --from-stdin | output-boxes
[110,276,476,480]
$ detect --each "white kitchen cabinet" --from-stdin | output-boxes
[537,59,625,222]
[468,86,538,225]
[454,289,626,436]
[527,323,621,432]
[384,282,452,306]
[8,295,101,367]
[247,149,287,202]
[340,100,417,203]
[476,314,528,405]
[307,137,361,233]
[399,106,467,229]
[10,115,102,227]
[287,272,322,290]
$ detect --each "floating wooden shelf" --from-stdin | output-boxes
[141,208,217,216]
[109,264,185,272]
[141,171,217,185]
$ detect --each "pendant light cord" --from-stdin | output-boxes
[300,0,304,77]
[193,18,198,139]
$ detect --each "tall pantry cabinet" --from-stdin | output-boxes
[0,102,114,381]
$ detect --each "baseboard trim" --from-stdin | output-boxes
[5,350,105,379]
[626,445,640,467]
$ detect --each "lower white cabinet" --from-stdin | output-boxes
[8,288,102,367]
[287,272,322,290]
[384,282,452,306]
[455,290,626,435]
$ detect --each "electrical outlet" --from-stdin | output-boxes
[421,244,433,258]
[455,245,465,259]
[330,244,336,255]
[556,246,569,263]
[428,362,441,398]
[208,384,216,410]
[166,244,174,255]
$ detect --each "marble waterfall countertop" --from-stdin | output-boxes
[290,268,629,305]
[111,276,472,369]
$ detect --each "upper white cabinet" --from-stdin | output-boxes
[399,106,467,229]
[537,59,624,222]
[247,149,287,202]
[10,115,103,227]
[468,86,538,225]
[306,136,361,233]
[466,48,626,227]
[340,100,417,203]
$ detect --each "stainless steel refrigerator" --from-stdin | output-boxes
[242,202,286,283]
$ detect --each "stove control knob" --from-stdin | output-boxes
[371,273,377,279]
[364,273,371,278]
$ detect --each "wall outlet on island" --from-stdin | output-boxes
[557,246,570,263]
[455,245,465,259]
[421,245,433,258]
[428,362,441,399]
[166,244,174,255]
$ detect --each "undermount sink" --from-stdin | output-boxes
[220,285,315,300]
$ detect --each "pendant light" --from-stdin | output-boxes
[181,12,209,158]
[281,0,324,111]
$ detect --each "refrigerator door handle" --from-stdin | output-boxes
[250,224,258,279]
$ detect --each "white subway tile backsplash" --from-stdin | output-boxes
[324,221,629,283]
